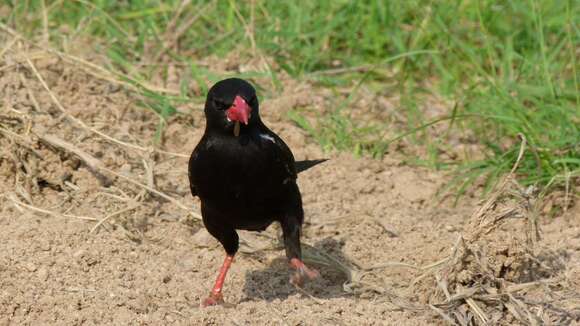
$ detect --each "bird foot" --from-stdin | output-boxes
[289,258,320,287]
[201,293,224,307]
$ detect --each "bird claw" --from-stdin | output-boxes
[289,260,320,287]
[201,293,224,307]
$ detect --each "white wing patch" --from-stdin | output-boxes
[260,133,276,143]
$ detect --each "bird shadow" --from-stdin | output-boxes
[240,237,354,303]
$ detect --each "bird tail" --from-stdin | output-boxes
[295,159,328,174]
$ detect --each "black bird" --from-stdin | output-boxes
[188,78,326,307]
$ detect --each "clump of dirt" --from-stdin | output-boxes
[1,37,579,325]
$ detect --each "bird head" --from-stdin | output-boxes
[204,78,259,137]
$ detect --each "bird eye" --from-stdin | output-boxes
[212,98,228,110]
[249,96,257,106]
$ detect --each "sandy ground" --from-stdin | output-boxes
[1,52,579,325]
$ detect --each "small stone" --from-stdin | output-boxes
[23,262,37,272]
[119,163,132,176]
[37,267,49,281]
[191,229,219,249]
[445,225,457,232]
[39,241,51,251]
[73,249,86,258]
[159,214,178,222]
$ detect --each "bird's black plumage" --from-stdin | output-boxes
[188,78,324,305]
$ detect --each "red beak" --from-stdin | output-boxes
[226,95,251,125]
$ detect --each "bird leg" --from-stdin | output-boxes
[289,257,320,286]
[281,215,320,286]
[202,254,234,307]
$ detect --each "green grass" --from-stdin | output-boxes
[2,0,579,198]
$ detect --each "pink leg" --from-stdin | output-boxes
[202,255,234,307]
[289,258,320,286]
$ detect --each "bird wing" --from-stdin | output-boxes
[258,125,298,181]
[271,134,298,181]
[258,125,327,178]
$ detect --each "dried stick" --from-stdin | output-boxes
[90,204,139,233]
[36,131,112,186]
[35,132,201,221]
[8,193,97,221]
